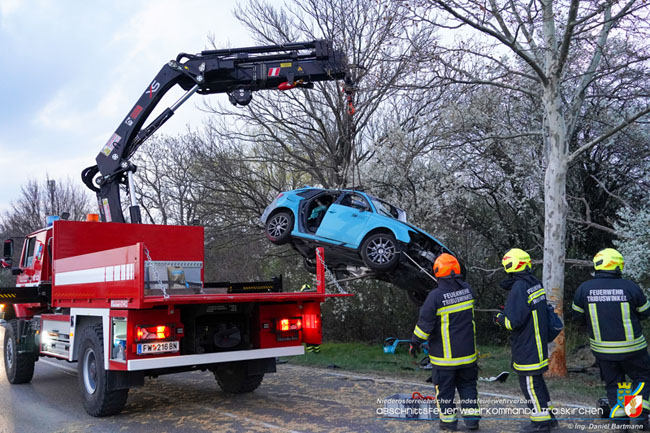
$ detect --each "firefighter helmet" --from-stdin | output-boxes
[502,248,531,273]
[433,253,461,278]
[593,248,624,272]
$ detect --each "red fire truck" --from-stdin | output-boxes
[0,40,353,417]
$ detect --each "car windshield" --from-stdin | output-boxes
[369,196,407,222]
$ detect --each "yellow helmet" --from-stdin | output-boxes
[593,248,624,272]
[502,248,531,273]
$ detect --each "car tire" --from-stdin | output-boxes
[407,290,428,306]
[214,361,264,393]
[78,323,129,417]
[265,211,294,245]
[3,320,35,384]
[360,232,400,272]
[303,257,317,274]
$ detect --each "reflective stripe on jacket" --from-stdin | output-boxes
[499,271,549,374]
[572,271,650,361]
[412,277,477,369]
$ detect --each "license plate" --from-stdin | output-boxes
[137,341,179,355]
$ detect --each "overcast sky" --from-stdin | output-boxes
[0,0,254,213]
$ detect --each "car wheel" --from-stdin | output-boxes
[360,232,399,272]
[303,257,317,274]
[407,290,428,306]
[265,211,294,245]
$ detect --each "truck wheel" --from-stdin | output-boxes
[265,211,294,245]
[360,233,399,272]
[77,323,128,416]
[214,361,264,393]
[3,320,35,384]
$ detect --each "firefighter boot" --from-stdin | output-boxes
[439,421,459,431]
[465,418,479,430]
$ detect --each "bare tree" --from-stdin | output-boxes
[406,0,650,375]
[0,177,93,237]
[200,0,436,191]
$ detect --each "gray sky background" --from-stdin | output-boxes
[0,0,253,213]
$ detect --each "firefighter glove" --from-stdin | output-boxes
[409,342,421,358]
[493,312,505,327]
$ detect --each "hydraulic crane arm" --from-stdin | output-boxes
[82,40,350,223]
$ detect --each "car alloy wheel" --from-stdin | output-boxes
[366,236,396,265]
[268,214,290,238]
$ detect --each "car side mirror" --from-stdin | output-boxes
[3,239,13,259]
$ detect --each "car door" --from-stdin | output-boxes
[315,193,372,247]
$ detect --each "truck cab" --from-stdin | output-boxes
[15,227,52,288]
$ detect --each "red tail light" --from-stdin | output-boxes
[135,325,171,341]
[276,318,302,332]
[303,314,318,329]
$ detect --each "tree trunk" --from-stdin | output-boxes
[542,82,569,377]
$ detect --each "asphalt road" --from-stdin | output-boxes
[0,338,624,433]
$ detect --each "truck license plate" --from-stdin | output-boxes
[137,341,179,355]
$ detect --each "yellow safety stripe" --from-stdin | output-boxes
[441,313,452,359]
[621,303,634,341]
[571,303,584,314]
[430,352,478,367]
[531,413,552,421]
[532,310,544,363]
[437,299,474,315]
[435,385,458,423]
[590,335,647,347]
[528,376,541,413]
[513,359,549,372]
[589,304,601,342]
[527,288,545,304]
[590,335,648,354]
[413,325,429,340]
[504,316,513,331]
[638,301,650,313]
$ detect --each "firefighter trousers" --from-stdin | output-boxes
[598,350,650,418]
[518,373,552,424]
[433,364,480,425]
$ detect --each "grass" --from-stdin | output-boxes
[285,342,606,405]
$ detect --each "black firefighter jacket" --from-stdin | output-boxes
[500,271,550,375]
[412,277,477,369]
[572,270,650,361]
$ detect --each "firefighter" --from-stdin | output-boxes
[572,248,650,429]
[494,248,555,433]
[409,253,480,431]
[300,284,320,354]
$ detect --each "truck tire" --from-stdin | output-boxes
[214,361,264,393]
[3,320,35,384]
[77,323,128,416]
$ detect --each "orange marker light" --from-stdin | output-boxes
[86,213,100,222]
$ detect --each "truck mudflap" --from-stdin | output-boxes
[124,346,303,371]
